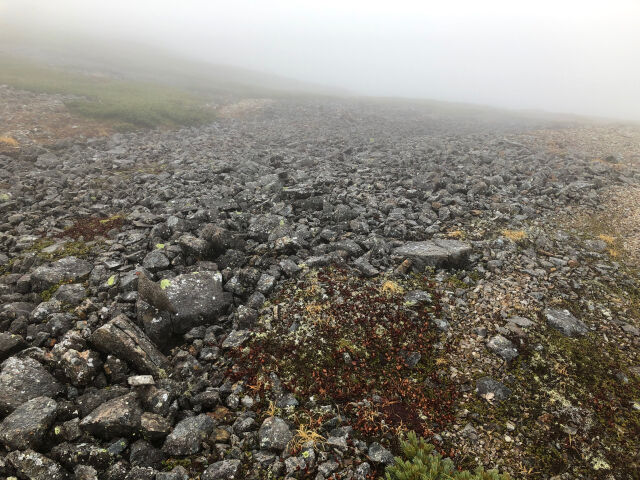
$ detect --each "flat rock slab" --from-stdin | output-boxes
[393,239,472,271]
[0,396,57,450]
[544,308,588,337]
[164,271,233,333]
[31,256,93,291]
[90,314,169,377]
[79,393,142,439]
[0,356,63,415]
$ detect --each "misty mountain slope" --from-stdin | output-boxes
[1,97,639,479]
[0,26,349,98]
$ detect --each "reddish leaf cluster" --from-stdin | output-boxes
[55,215,125,241]
[231,266,458,439]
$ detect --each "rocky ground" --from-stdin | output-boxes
[0,92,639,480]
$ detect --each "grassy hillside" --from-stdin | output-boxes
[0,54,216,129]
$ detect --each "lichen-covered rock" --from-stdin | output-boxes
[31,256,92,291]
[0,356,63,414]
[162,414,215,456]
[393,239,472,270]
[90,314,169,377]
[486,334,519,362]
[7,449,70,480]
[544,308,588,337]
[202,459,242,480]
[79,393,142,439]
[164,271,233,333]
[0,396,57,449]
[258,416,293,452]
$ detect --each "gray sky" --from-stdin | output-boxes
[2,0,640,120]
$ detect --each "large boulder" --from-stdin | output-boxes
[393,239,472,271]
[0,356,63,415]
[90,314,169,377]
[0,396,58,450]
[164,271,233,333]
[79,393,142,439]
[31,256,92,291]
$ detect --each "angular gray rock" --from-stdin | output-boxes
[162,414,215,456]
[258,416,293,452]
[58,349,103,386]
[79,393,143,439]
[368,442,394,464]
[52,283,87,305]
[7,449,70,480]
[544,308,588,337]
[221,329,251,349]
[142,250,170,272]
[90,314,169,377]
[0,396,57,450]
[0,356,63,414]
[164,271,233,333]
[393,239,472,271]
[476,376,512,402]
[0,332,27,361]
[202,459,242,480]
[31,256,92,291]
[486,334,518,362]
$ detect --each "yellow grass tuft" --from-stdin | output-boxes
[0,136,19,148]
[597,234,616,245]
[446,230,465,239]
[502,229,527,242]
[288,423,326,452]
[380,280,404,296]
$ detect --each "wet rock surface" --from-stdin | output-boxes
[0,96,639,478]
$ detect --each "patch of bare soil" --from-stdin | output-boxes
[0,84,112,150]
[215,98,274,119]
[515,124,640,165]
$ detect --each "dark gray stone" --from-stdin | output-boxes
[202,459,242,480]
[162,414,215,456]
[79,393,142,439]
[0,356,63,414]
[476,376,512,402]
[7,449,70,480]
[165,271,233,333]
[544,308,588,337]
[31,256,92,291]
[0,332,26,361]
[393,239,472,270]
[90,314,169,377]
[52,283,87,305]
[0,396,57,449]
[486,334,518,362]
[258,416,292,452]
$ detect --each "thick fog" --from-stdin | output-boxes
[2,0,639,121]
